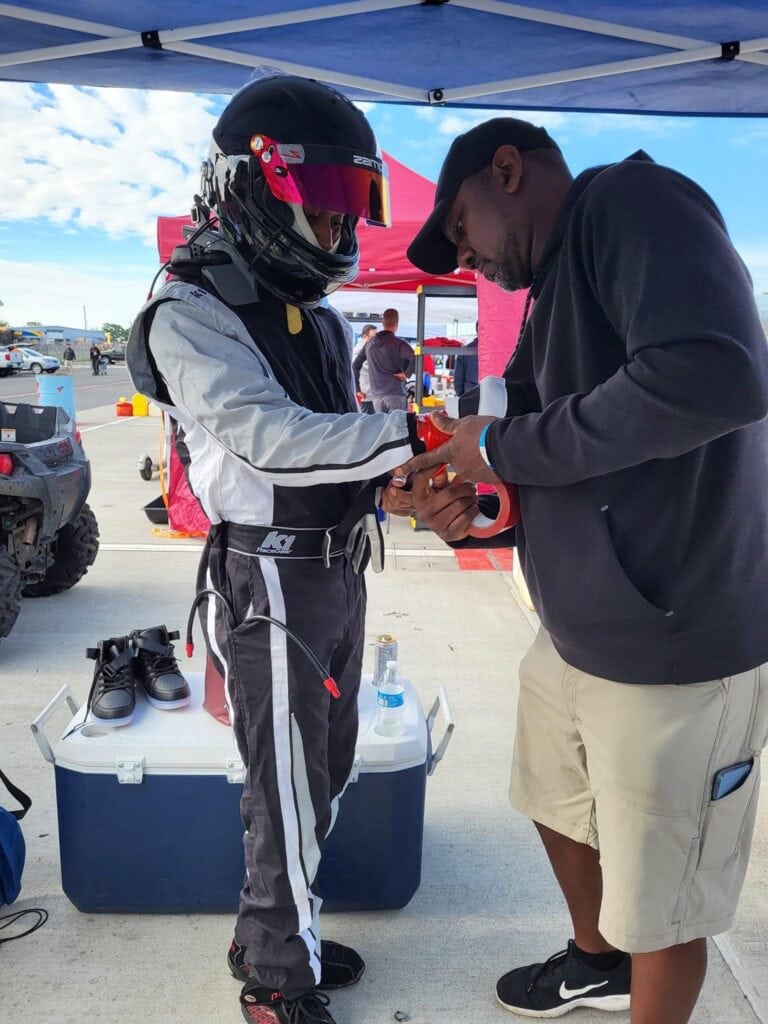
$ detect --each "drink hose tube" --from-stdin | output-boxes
[185,588,341,699]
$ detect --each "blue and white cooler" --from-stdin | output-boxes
[31,671,453,914]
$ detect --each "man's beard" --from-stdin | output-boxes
[492,233,530,292]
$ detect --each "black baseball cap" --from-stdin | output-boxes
[407,117,560,275]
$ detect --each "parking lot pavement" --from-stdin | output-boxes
[0,406,764,1023]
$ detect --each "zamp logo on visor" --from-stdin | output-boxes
[353,154,383,173]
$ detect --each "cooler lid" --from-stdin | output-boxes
[54,673,242,778]
[53,673,428,778]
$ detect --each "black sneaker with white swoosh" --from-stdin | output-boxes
[496,940,631,1018]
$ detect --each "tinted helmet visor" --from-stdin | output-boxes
[249,135,391,227]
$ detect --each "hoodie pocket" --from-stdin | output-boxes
[597,506,671,620]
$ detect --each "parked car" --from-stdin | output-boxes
[18,348,60,374]
[100,346,126,364]
[0,347,23,377]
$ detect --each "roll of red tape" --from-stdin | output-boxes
[452,475,519,538]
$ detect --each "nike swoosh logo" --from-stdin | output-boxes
[559,980,610,999]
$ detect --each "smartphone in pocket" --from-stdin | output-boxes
[711,758,754,801]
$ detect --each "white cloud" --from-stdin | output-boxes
[437,107,569,136]
[731,125,768,148]
[436,107,688,139]
[572,113,695,138]
[414,107,437,120]
[2,83,220,246]
[0,257,155,328]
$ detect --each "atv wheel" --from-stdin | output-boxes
[139,456,154,481]
[23,503,100,597]
[0,547,22,639]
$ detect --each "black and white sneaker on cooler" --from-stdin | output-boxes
[229,939,365,990]
[496,941,631,1017]
[131,625,191,710]
[85,637,136,727]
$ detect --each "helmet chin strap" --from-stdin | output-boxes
[290,203,341,255]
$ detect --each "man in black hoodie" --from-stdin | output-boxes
[392,119,768,1024]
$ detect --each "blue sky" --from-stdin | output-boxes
[1,82,767,329]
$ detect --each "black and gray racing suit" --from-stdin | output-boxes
[128,272,422,998]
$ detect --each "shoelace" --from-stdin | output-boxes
[92,644,134,694]
[527,948,569,994]
[134,637,179,680]
[285,992,333,1024]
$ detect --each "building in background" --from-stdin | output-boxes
[39,325,106,345]
[8,324,106,359]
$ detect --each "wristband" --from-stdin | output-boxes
[478,423,495,471]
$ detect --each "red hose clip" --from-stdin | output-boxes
[323,677,341,699]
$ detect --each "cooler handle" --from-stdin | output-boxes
[30,685,80,765]
[426,686,454,776]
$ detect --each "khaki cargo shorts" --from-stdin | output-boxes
[509,627,768,953]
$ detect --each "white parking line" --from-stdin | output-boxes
[80,418,133,432]
[99,542,455,556]
[713,935,768,1024]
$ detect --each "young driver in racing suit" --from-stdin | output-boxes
[127,76,422,1024]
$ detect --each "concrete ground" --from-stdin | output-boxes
[0,408,766,1024]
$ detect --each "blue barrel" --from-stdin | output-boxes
[36,373,76,423]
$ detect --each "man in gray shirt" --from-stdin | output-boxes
[353,307,414,412]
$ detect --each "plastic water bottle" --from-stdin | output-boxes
[375,660,405,737]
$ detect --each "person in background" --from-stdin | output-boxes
[353,307,414,412]
[89,343,101,376]
[395,116,768,1024]
[453,321,479,397]
[62,344,76,372]
[351,323,377,412]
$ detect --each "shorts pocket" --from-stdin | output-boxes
[698,766,760,869]
[747,665,768,755]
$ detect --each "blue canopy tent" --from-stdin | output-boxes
[1,1,767,115]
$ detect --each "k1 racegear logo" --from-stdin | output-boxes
[257,531,296,555]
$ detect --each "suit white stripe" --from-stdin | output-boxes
[290,715,323,984]
[205,569,249,880]
[259,558,314,947]
[290,715,323,881]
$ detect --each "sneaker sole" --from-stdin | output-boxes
[88,712,135,729]
[496,993,630,1018]
[144,694,192,710]
[88,709,135,728]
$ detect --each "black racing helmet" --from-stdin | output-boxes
[203,75,390,308]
